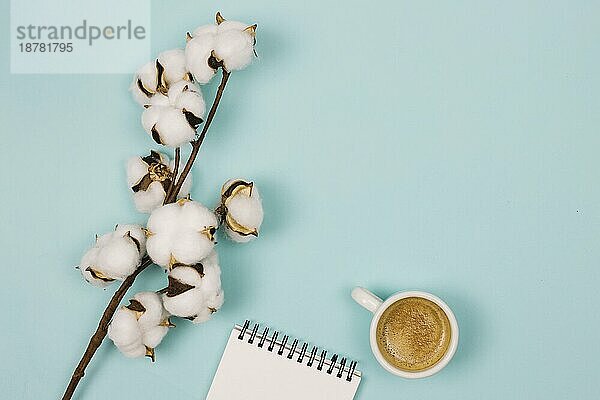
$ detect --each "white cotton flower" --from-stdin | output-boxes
[108,307,145,358]
[185,32,217,84]
[79,225,146,286]
[132,291,168,331]
[185,12,257,83]
[108,292,173,361]
[131,49,192,105]
[213,27,256,71]
[218,179,264,243]
[162,250,224,323]
[141,81,206,147]
[146,199,218,269]
[127,150,192,213]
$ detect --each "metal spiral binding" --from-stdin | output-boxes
[236,320,360,382]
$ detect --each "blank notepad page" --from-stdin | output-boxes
[206,322,361,400]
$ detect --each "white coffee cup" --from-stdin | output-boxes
[351,287,459,379]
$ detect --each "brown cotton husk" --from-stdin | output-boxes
[145,346,155,362]
[225,213,258,237]
[85,267,116,283]
[171,262,205,277]
[155,59,167,95]
[137,79,154,97]
[166,276,195,297]
[221,179,253,202]
[124,232,142,253]
[125,299,146,313]
[200,226,217,241]
[151,125,163,145]
[132,151,173,193]
[182,108,204,130]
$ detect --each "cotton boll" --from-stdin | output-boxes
[227,196,264,231]
[141,105,196,147]
[162,286,204,318]
[146,200,218,268]
[214,29,255,71]
[185,14,257,82]
[95,234,140,280]
[141,82,205,147]
[219,179,263,243]
[79,226,145,286]
[153,107,197,147]
[131,49,190,105]
[108,308,143,348]
[162,251,223,321]
[162,263,205,317]
[185,34,217,84]
[109,293,173,360]
[133,292,166,331]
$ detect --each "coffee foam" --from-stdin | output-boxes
[376,297,452,372]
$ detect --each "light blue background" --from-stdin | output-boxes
[1,1,599,399]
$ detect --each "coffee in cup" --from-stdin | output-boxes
[375,296,452,372]
[352,287,459,378]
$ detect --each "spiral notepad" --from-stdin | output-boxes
[206,321,362,400]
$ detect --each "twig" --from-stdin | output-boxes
[62,256,153,400]
[62,68,233,399]
[164,147,181,203]
[165,69,231,204]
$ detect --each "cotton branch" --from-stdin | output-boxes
[62,256,153,400]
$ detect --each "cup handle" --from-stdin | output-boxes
[352,287,383,314]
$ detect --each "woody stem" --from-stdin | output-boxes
[164,147,181,202]
[61,256,153,400]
